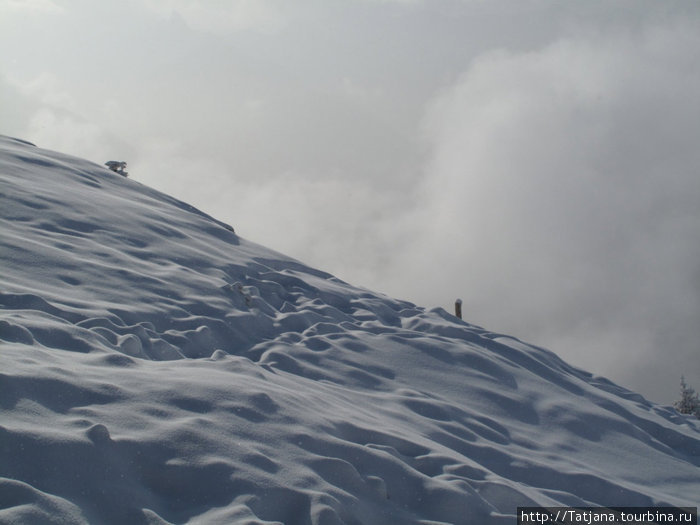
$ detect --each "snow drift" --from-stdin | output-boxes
[1,135,698,524]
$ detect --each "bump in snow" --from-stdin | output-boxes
[105,160,128,177]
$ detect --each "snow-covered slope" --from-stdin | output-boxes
[1,135,698,525]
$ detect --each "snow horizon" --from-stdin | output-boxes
[1,135,698,524]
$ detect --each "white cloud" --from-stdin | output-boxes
[10,72,75,110]
[0,0,63,14]
[24,108,113,160]
[401,19,700,402]
[1,73,129,163]
[132,140,413,291]
[142,0,284,35]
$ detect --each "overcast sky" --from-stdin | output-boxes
[2,0,699,405]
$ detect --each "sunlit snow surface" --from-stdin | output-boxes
[1,135,698,524]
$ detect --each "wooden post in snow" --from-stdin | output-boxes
[455,298,462,320]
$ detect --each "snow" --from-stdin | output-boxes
[1,134,698,525]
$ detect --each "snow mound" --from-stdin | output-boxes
[1,135,698,524]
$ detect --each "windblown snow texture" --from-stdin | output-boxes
[1,135,698,524]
